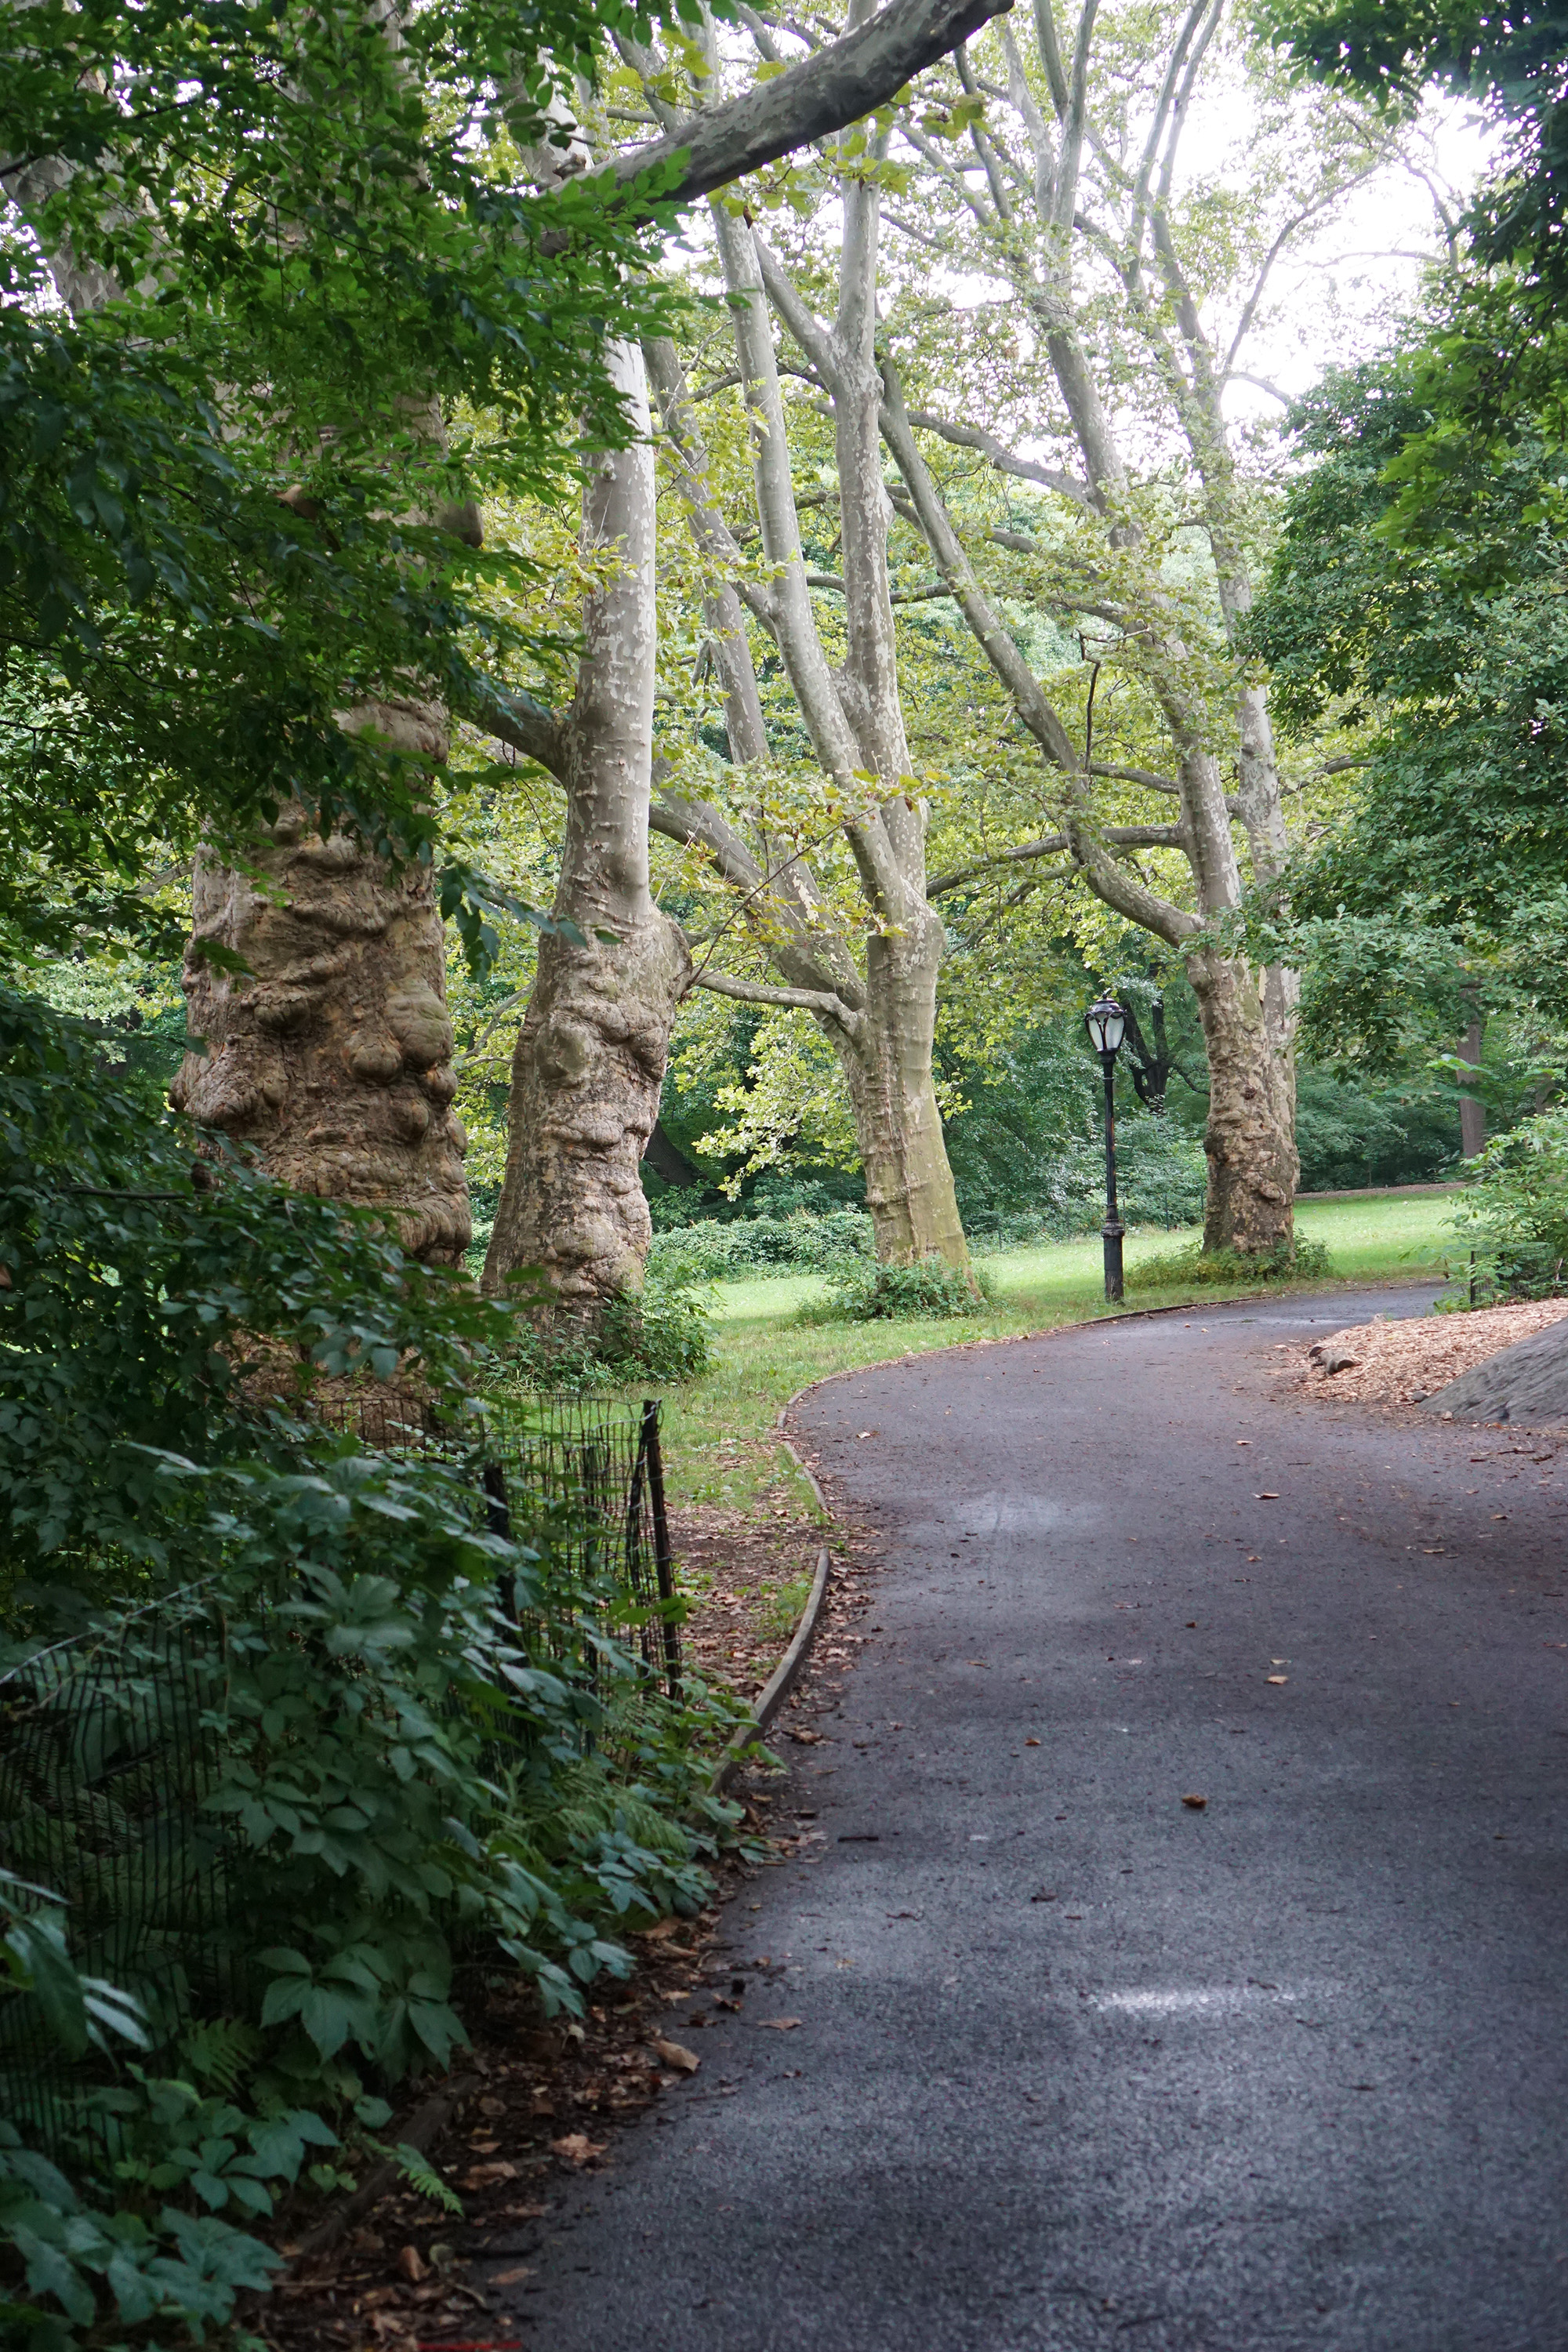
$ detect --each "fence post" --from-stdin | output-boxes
[641,1399,682,1700]
[482,1463,515,1621]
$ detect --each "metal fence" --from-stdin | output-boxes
[0,1394,679,2159]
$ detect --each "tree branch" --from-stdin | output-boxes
[905,408,1094,506]
[927,821,1186,895]
[606,0,1017,212]
[694,967,862,1034]
[469,686,568,781]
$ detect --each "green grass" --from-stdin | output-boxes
[655,1186,1465,1516]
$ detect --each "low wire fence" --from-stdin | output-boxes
[0,1394,679,2159]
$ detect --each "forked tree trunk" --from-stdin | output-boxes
[481,344,691,1318]
[171,697,470,1264]
[1189,948,1298,1257]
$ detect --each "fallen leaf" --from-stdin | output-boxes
[1025,1737,1040,1747]
[550,2134,607,2167]
[1031,1890,1057,1903]
[398,2246,430,2285]
[497,2202,548,2221]
[1255,1492,1280,1501]
[652,2038,700,2074]
[492,2267,534,2286]
[1266,1675,1289,1686]
[856,1429,874,1439]
[638,1918,687,1942]
[787,1729,826,1745]
[1181,1793,1208,1809]
[757,2017,802,2031]
[459,2161,519,2190]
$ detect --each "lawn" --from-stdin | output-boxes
[656,1185,1465,1519]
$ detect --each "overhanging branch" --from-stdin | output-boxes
[606,0,1016,212]
[694,967,862,1035]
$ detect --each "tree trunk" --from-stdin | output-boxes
[1459,996,1487,1160]
[171,698,470,1264]
[834,910,966,1265]
[481,343,691,1319]
[1189,948,1298,1258]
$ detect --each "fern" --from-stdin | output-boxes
[390,2140,463,2216]
[180,2016,262,2098]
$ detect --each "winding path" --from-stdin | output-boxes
[495,1287,1568,2351]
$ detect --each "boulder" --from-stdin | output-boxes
[1420,1314,1568,1425]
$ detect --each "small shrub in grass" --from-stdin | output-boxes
[802,1257,995,1323]
[1448,1107,1568,1301]
[1125,1237,1333,1290]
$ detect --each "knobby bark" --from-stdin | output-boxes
[481,343,692,1316]
[171,699,470,1263]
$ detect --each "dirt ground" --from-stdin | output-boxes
[1279,1296,1568,1411]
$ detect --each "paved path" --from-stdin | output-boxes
[495,1289,1568,2351]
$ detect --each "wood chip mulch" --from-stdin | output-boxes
[1274,1297,1568,1412]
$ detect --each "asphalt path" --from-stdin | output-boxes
[493,1287,1568,2351]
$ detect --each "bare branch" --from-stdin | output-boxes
[694,967,862,1034]
[927,820,1187,895]
[906,408,1094,506]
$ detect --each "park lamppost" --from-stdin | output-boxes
[1084,995,1127,1301]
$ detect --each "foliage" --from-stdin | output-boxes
[492,1275,717,1391]
[1259,0,1568,284]
[1449,1107,1568,1300]
[0,0,698,965]
[0,988,745,2346]
[802,1257,994,1323]
[648,1209,873,1282]
[1248,346,1568,1054]
[1125,1238,1334,1290]
[0,1867,285,2350]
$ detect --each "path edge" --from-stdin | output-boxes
[708,1410,834,1796]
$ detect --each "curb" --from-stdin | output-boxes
[708,1409,835,1796]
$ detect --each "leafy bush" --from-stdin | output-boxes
[1450,1106,1568,1299]
[495,1273,715,1391]
[0,988,746,2347]
[648,1208,873,1283]
[1125,1237,1334,1290]
[802,1257,994,1323]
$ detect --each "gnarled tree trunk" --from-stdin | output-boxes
[171,696,470,1263]
[835,915,966,1265]
[481,343,691,1317]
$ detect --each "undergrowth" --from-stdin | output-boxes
[1125,1237,1334,1290]
[800,1257,996,1323]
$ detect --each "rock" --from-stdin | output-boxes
[1421,1314,1568,1425]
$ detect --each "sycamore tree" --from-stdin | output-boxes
[847,0,1441,1254]
[4,0,1004,1287]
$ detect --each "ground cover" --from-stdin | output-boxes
[1283,1295,1568,1411]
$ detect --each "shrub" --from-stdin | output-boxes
[496,1273,714,1390]
[1450,1106,1568,1299]
[1125,1237,1334,1290]
[648,1208,873,1283]
[802,1256,995,1323]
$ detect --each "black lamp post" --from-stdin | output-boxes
[1084,995,1127,1301]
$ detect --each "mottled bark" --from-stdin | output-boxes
[837,912,967,1265]
[482,343,692,1316]
[1189,947,1298,1257]
[170,698,470,1262]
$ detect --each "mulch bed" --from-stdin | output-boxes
[258,1456,884,2352]
[1275,1297,1568,1413]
